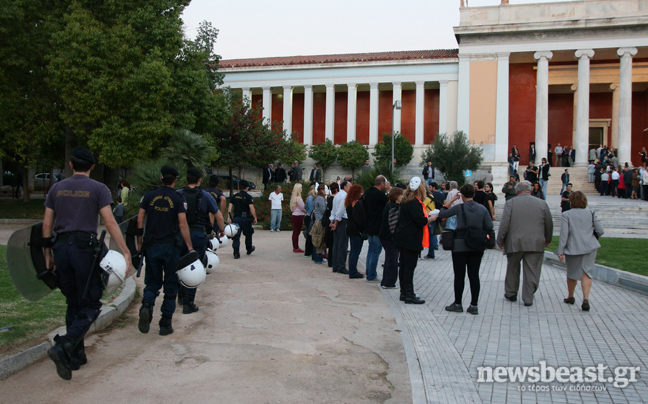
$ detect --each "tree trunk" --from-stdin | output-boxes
[228,166,234,197]
[64,124,75,178]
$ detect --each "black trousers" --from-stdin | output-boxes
[398,248,419,294]
[381,239,399,288]
[451,251,484,306]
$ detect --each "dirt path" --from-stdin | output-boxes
[0,230,411,404]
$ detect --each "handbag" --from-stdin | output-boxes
[432,220,443,236]
[440,230,455,250]
[461,205,488,251]
[591,210,599,239]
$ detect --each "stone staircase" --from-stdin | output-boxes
[492,193,648,237]
[543,166,598,195]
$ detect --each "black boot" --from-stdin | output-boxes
[138,303,152,334]
[159,316,174,336]
[75,339,87,366]
[404,286,425,304]
[183,301,199,314]
[233,249,240,259]
[47,335,75,380]
[399,288,406,301]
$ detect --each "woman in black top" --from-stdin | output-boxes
[379,187,404,289]
[345,184,366,279]
[432,184,493,315]
[395,177,435,304]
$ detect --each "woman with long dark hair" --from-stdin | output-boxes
[379,187,404,289]
[345,184,366,279]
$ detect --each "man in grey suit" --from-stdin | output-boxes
[497,181,553,306]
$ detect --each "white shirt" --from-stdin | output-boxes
[330,190,348,222]
[611,171,620,180]
[445,189,463,207]
[555,146,563,154]
[268,192,284,210]
[642,169,648,184]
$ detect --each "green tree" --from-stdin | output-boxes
[277,134,307,166]
[372,132,413,168]
[308,139,337,176]
[338,141,369,177]
[425,131,483,184]
[0,0,67,200]
[47,1,225,169]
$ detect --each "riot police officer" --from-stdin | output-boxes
[136,166,193,336]
[43,147,132,380]
[228,179,257,259]
[176,168,225,313]
[204,174,227,214]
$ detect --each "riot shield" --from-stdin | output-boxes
[6,222,57,302]
[109,215,140,266]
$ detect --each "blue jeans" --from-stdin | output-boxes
[348,235,364,276]
[539,179,548,199]
[365,235,382,281]
[560,183,567,195]
[143,243,181,317]
[312,243,323,263]
[431,234,438,250]
[270,209,282,230]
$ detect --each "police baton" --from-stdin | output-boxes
[82,230,106,301]
[135,252,144,278]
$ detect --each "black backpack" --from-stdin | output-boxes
[183,187,204,227]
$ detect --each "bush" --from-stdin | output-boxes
[338,140,369,177]
[372,132,413,168]
[308,139,337,175]
[353,161,403,191]
[255,181,310,230]
[424,131,483,185]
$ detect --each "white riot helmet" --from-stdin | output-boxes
[209,237,220,251]
[176,251,206,288]
[100,250,127,295]
[218,234,229,248]
[224,223,240,238]
[204,250,220,274]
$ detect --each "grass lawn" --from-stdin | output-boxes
[0,199,45,220]
[546,237,648,277]
[0,245,67,356]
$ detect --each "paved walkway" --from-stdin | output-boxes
[363,245,648,404]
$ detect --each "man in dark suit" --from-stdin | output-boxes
[309,163,322,184]
[262,163,274,190]
[497,180,553,307]
[288,161,302,182]
[274,163,287,184]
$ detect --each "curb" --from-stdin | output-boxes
[0,219,40,225]
[543,251,648,296]
[0,277,136,380]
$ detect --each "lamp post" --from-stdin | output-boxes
[391,100,402,172]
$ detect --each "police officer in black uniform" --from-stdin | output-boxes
[136,166,193,336]
[228,179,257,259]
[176,168,225,313]
[204,174,227,214]
[43,147,132,380]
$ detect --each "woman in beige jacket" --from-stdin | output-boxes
[555,191,604,311]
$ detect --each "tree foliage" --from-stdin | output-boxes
[214,90,304,171]
[372,132,414,168]
[46,1,225,168]
[337,141,369,176]
[425,131,483,184]
[308,139,337,174]
[353,161,403,191]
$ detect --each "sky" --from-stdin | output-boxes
[180,0,573,60]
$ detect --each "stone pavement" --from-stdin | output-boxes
[359,245,648,404]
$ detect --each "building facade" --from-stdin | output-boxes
[219,0,648,183]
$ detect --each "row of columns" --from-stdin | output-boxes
[244,82,450,146]
[533,47,638,166]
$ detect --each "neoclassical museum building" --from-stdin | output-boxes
[219,0,648,183]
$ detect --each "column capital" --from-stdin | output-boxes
[415,80,426,87]
[347,83,357,90]
[609,83,618,91]
[497,52,511,59]
[534,51,553,61]
[303,84,313,90]
[617,47,638,58]
[283,85,292,90]
[575,49,595,60]
[325,83,335,89]
[571,84,578,92]
[392,81,402,87]
[262,86,271,91]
